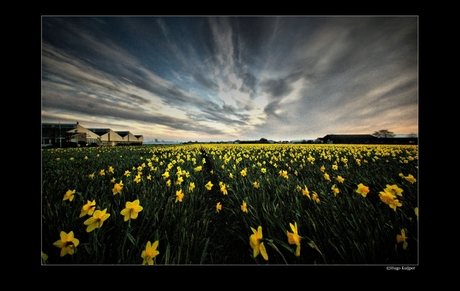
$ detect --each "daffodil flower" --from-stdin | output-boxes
[355,183,370,197]
[188,182,195,192]
[331,184,340,196]
[286,222,301,256]
[404,174,417,184]
[141,240,159,265]
[84,208,110,232]
[379,190,402,211]
[53,231,80,257]
[241,200,248,213]
[112,183,123,195]
[385,184,403,196]
[301,186,310,199]
[120,199,143,221]
[175,189,184,202]
[63,189,76,201]
[396,229,408,250]
[249,226,268,260]
[79,200,96,217]
[220,183,228,195]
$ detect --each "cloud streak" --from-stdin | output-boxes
[42,16,418,141]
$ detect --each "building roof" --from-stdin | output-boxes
[87,128,111,134]
[115,131,131,137]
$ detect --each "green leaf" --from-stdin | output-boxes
[126,232,136,245]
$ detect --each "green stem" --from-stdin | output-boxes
[266,239,288,264]
[120,219,131,263]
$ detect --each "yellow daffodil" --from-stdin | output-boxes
[414,207,418,220]
[336,176,345,183]
[124,170,131,177]
[134,174,141,183]
[63,189,76,202]
[355,183,370,197]
[253,181,260,189]
[320,165,325,172]
[41,251,48,263]
[175,189,184,202]
[120,199,143,221]
[301,186,310,199]
[312,192,320,203]
[389,199,402,211]
[323,173,330,181]
[53,231,80,257]
[99,169,105,176]
[286,222,301,256]
[241,200,248,213]
[379,190,402,211]
[396,229,408,250]
[216,202,222,213]
[331,184,340,196]
[141,240,159,265]
[249,226,268,260]
[404,174,417,184]
[220,183,228,195]
[188,182,195,192]
[108,166,114,174]
[261,168,266,174]
[205,181,213,190]
[240,168,247,177]
[83,208,110,232]
[79,199,96,217]
[279,170,288,179]
[112,182,123,195]
[385,184,403,196]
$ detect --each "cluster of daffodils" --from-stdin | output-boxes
[249,222,302,261]
[295,185,320,203]
[53,187,161,264]
[379,184,404,211]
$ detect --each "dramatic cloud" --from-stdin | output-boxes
[41,16,418,141]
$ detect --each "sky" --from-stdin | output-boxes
[41,16,418,142]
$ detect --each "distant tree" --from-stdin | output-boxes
[373,129,395,138]
[259,138,268,143]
